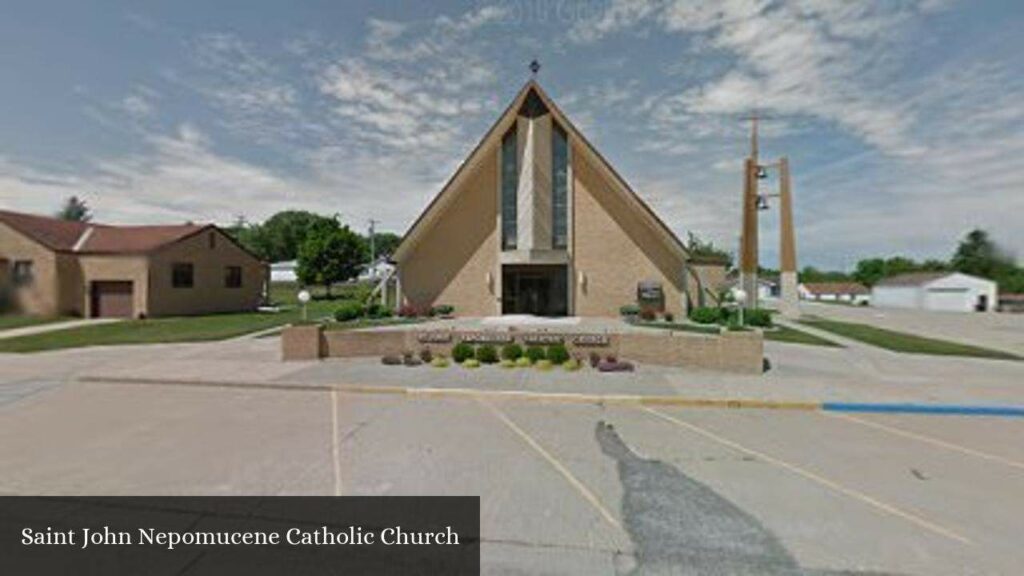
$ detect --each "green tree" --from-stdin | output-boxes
[57,196,91,222]
[852,258,886,286]
[686,232,732,266]
[296,225,367,296]
[369,232,402,260]
[952,229,1013,279]
[998,268,1024,294]
[260,211,338,263]
[799,266,851,283]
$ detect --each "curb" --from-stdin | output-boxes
[77,375,817,411]
[76,375,1024,417]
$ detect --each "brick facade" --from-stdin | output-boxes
[282,326,764,374]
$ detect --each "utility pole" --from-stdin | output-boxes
[367,218,379,277]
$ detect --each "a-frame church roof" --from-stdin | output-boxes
[392,79,690,262]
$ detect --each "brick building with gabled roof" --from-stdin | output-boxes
[0,209,267,318]
[390,80,723,318]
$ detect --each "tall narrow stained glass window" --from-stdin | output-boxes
[501,127,518,250]
[552,122,568,249]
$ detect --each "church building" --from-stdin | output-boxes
[391,80,723,318]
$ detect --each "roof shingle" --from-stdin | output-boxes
[0,209,206,254]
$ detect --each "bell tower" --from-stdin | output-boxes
[739,113,799,315]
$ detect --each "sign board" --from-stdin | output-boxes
[417,331,453,344]
[459,332,514,345]
[570,334,610,347]
[416,331,609,347]
[522,333,564,345]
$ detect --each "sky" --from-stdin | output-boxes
[1,0,1022,270]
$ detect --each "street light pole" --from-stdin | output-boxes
[368,218,379,266]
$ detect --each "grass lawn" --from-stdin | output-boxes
[763,325,842,347]
[636,320,838,347]
[323,317,424,331]
[0,315,70,332]
[798,317,1020,360]
[0,284,348,353]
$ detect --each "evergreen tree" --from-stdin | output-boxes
[57,196,91,222]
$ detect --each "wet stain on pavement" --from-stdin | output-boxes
[596,421,901,576]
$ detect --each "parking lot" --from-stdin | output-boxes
[1,333,1022,575]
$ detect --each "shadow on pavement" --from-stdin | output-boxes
[596,421,901,576]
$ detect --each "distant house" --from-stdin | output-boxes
[998,294,1024,313]
[358,257,396,283]
[0,209,267,318]
[721,274,778,302]
[270,260,298,283]
[871,272,996,313]
[799,282,870,305]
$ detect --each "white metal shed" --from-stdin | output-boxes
[871,272,997,312]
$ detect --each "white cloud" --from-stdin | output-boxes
[179,33,304,145]
[572,0,940,157]
[119,87,157,120]
[318,6,503,156]
[0,122,442,235]
[561,0,1024,267]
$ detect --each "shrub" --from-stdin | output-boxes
[619,304,641,317]
[689,307,720,325]
[515,357,532,368]
[639,308,657,321]
[335,301,364,322]
[462,358,480,368]
[563,358,582,371]
[419,348,433,363]
[430,356,450,368]
[432,304,455,316]
[501,343,524,361]
[535,359,553,371]
[663,312,675,322]
[381,355,403,366]
[476,344,499,364]
[525,345,546,363]
[546,343,570,365]
[499,359,516,369]
[365,303,393,319]
[745,309,773,328]
[451,342,475,363]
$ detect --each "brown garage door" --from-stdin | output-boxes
[91,281,134,318]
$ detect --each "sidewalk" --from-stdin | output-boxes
[0,318,120,340]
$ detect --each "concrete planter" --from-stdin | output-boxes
[281,324,325,361]
[283,325,764,374]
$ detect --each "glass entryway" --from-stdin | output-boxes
[501,265,568,316]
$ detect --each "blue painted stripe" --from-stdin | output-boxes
[823,402,1024,418]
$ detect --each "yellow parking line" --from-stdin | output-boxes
[825,412,1024,472]
[330,389,343,496]
[643,407,973,545]
[479,399,623,532]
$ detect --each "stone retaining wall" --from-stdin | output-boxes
[282,326,763,374]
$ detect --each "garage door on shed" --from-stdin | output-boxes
[91,281,134,318]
